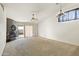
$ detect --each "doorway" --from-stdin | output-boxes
[18,26,24,37]
[18,25,33,38]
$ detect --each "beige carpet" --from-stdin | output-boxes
[2,37,79,56]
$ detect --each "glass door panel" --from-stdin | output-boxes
[18,26,24,37]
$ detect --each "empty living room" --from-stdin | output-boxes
[1,0,79,58]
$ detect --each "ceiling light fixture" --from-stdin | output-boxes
[56,3,64,17]
[31,11,38,22]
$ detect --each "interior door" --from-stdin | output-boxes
[25,26,33,37]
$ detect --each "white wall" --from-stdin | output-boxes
[0,4,6,55]
[38,3,79,46]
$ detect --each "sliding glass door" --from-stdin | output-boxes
[18,25,33,38]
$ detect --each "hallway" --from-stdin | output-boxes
[2,37,79,56]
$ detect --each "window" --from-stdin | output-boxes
[77,9,79,18]
[63,12,69,21]
[59,15,63,22]
[58,8,79,22]
[69,10,75,20]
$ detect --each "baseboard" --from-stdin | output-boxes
[38,35,79,46]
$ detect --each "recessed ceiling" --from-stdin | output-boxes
[4,3,66,22]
